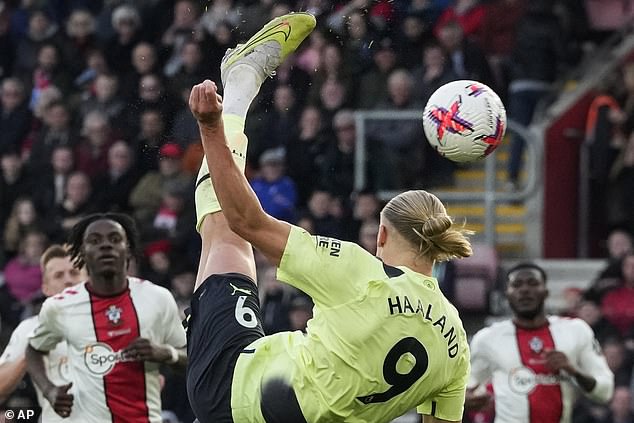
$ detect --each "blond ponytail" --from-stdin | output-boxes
[382,190,473,262]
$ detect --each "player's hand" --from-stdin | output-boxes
[464,386,492,410]
[189,80,223,129]
[122,337,168,363]
[46,382,74,418]
[544,349,575,375]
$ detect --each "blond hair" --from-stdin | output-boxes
[381,190,473,261]
[40,244,71,271]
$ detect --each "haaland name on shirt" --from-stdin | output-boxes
[387,295,459,358]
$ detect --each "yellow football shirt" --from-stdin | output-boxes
[231,226,470,422]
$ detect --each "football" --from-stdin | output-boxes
[422,80,507,163]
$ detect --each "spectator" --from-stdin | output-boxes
[601,253,634,338]
[303,189,342,238]
[13,9,62,77]
[295,28,327,75]
[251,147,298,223]
[285,105,328,207]
[341,10,375,78]
[129,143,192,224]
[72,47,110,91]
[259,265,293,335]
[120,41,159,102]
[315,77,350,126]
[319,109,357,198]
[601,228,634,279]
[168,39,206,99]
[505,0,567,190]
[0,151,33,231]
[61,8,98,77]
[411,41,458,105]
[103,4,143,75]
[344,190,381,241]
[75,110,116,179]
[141,239,173,289]
[51,171,96,237]
[143,178,196,253]
[395,14,428,70]
[608,130,634,232]
[133,108,169,173]
[27,100,76,172]
[3,197,44,260]
[371,69,426,189]
[0,4,14,80]
[27,43,72,104]
[478,0,528,100]
[202,19,235,85]
[170,268,196,319]
[170,85,200,148]
[258,53,312,110]
[92,140,140,213]
[125,74,176,140]
[433,0,486,40]
[0,78,32,155]
[3,230,47,304]
[198,0,239,41]
[32,145,74,215]
[76,73,125,124]
[308,43,352,108]
[161,0,201,77]
[602,338,633,386]
[602,386,634,423]
[435,19,494,88]
[356,37,399,110]
[576,296,622,345]
[288,296,314,333]
[252,85,299,162]
[358,219,379,253]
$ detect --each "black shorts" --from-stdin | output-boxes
[185,273,264,423]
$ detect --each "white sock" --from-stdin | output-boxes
[223,66,262,118]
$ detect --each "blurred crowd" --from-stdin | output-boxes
[0,0,634,422]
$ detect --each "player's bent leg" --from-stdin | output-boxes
[195,213,256,291]
[195,12,315,286]
[188,13,316,422]
[194,128,251,290]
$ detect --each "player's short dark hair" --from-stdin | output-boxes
[506,262,547,284]
[67,213,140,268]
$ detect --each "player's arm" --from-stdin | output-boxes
[464,329,493,410]
[25,299,74,416]
[0,360,26,402]
[25,345,56,399]
[122,286,188,368]
[25,345,74,416]
[0,319,35,401]
[122,338,187,368]
[557,320,613,403]
[192,80,290,266]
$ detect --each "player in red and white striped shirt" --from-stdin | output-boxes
[25,213,187,423]
[466,262,614,423]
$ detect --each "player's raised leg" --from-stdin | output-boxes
[187,14,316,423]
[194,12,317,290]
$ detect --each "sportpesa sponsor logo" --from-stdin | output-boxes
[84,342,135,375]
[508,367,563,394]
